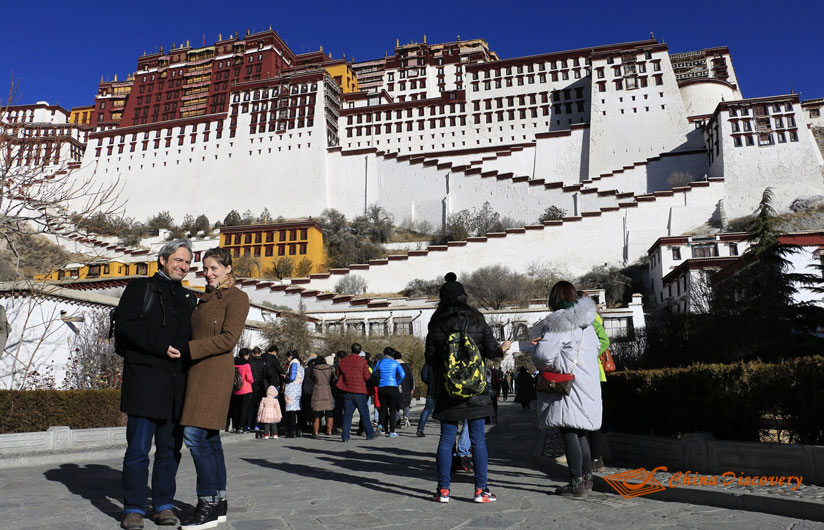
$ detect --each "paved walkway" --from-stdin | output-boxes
[3,401,823,529]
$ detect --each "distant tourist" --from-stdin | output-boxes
[514,367,535,410]
[115,239,195,530]
[373,347,406,437]
[257,385,282,440]
[178,247,250,529]
[283,350,305,438]
[533,281,602,498]
[336,344,376,441]
[231,349,254,432]
[394,350,415,428]
[309,355,335,437]
[424,272,510,504]
[415,362,436,437]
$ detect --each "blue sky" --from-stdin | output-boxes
[2,0,822,109]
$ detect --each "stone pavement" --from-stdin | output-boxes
[2,401,823,530]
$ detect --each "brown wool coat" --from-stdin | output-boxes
[310,364,334,412]
[180,285,250,431]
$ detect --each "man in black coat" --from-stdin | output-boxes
[248,347,270,432]
[424,272,510,504]
[115,240,195,530]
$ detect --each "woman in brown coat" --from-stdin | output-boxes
[178,247,249,530]
[310,356,335,437]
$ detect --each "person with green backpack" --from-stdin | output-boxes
[424,272,511,504]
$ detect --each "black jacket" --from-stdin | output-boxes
[399,363,414,408]
[116,274,194,420]
[263,353,283,388]
[248,355,269,388]
[424,302,502,422]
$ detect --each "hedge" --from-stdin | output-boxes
[0,389,124,433]
[603,356,824,444]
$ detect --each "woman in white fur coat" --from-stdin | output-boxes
[533,281,602,497]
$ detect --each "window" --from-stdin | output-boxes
[733,136,742,147]
[393,320,413,335]
[603,317,633,339]
[811,109,821,118]
[278,245,285,256]
[729,243,738,256]
[289,244,296,255]
[745,135,754,146]
[299,243,307,255]
[730,121,739,133]
[692,244,717,258]
[671,247,681,260]
[790,131,798,142]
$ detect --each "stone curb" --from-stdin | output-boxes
[0,399,427,470]
[0,429,253,469]
[533,454,824,523]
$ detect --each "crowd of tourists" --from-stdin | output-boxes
[115,238,610,530]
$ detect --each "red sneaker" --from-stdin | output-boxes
[474,488,497,503]
[434,488,450,503]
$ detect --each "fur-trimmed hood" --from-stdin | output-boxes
[541,297,597,334]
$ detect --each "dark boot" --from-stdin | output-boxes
[555,475,587,497]
[181,499,219,530]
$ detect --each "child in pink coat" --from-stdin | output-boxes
[257,385,283,439]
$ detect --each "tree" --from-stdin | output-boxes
[261,309,317,357]
[525,261,569,300]
[539,206,567,222]
[402,277,441,298]
[435,202,521,243]
[318,208,386,268]
[62,309,122,389]
[335,275,368,295]
[146,211,174,236]
[294,257,313,277]
[194,214,211,234]
[258,208,272,224]
[233,255,262,277]
[364,204,394,243]
[240,209,255,225]
[271,257,293,279]
[0,76,121,278]
[710,188,824,360]
[576,265,632,306]
[463,266,527,309]
[223,210,242,226]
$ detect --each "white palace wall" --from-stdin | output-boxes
[588,50,692,179]
[79,88,332,223]
[302,179,723,294]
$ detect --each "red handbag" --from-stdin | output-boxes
[536,371,574,395]
[536,329,583,396]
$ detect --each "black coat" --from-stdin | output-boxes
[424,302,502,422]
[399,362,414,408]
[263,353,283,388]
[116,274,194,421]
[248,355,269,388]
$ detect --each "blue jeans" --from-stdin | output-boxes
[122,416,182,515]
[456,420,471,456]
[341,392,375,441]
[436,418,488,490]
[417,397,436,432]
[183,426,226,501]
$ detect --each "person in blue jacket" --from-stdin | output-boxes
[373,347,406,437]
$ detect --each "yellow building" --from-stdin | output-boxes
[219,221,326,278]
[35,258,158,281]
[69,105,95,126]
[324,60,360,94]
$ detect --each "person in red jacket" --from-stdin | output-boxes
[335,343,376,442]
[231,349,254,433]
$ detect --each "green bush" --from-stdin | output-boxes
[0,389,124,433]
[603,356,824,444]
